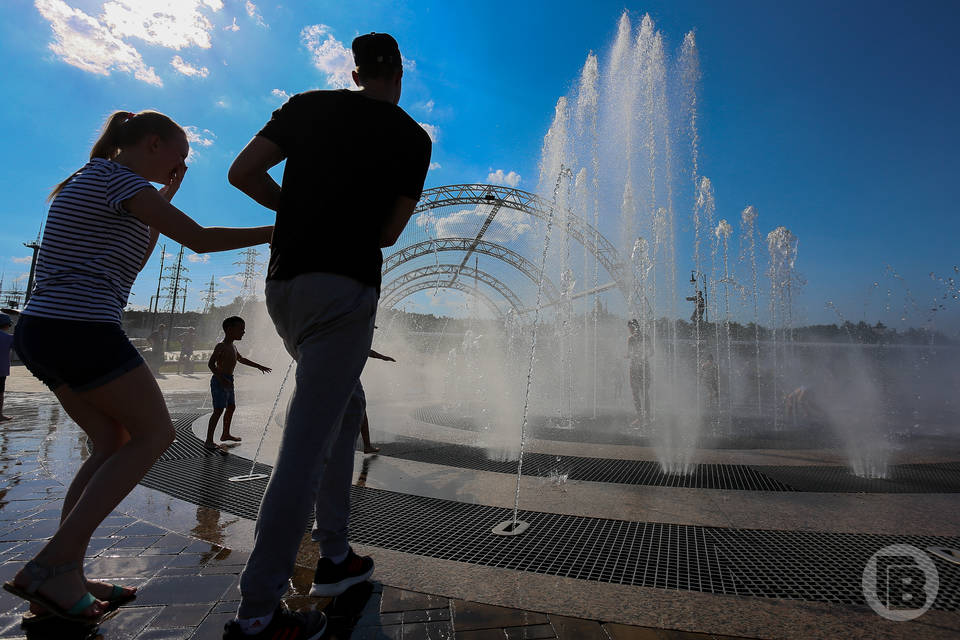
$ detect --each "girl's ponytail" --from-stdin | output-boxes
[89,111,134,160]
[48,110,181,201]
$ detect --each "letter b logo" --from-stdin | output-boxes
[863,545,938,621]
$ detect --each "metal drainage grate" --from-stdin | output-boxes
[158,413,206,461]
[140,417,960,611]
[375,439,793,491]
[404,411,960,494]
[348,487,960,610]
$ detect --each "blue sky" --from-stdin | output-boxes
[0,1,957,330]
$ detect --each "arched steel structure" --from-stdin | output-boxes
[382,237,561,303]
[412,184,629,298]
[380,264,524,314]
[384,280,505,318]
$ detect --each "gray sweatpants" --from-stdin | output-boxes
[238,273,376,618]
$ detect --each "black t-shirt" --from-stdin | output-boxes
[258,89,432,288]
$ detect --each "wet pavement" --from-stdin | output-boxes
[2,367,959,639]
[0,383,757,640]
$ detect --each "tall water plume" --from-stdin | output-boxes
[767,226,799,430]
[739,206,762,415]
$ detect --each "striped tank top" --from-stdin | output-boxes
[23,158,154,324]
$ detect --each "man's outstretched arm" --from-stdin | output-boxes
[228,136,286,212]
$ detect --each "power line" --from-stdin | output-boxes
[234,247,265,302]
[202,275,219,313]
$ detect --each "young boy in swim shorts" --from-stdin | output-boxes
[205,316,271,452]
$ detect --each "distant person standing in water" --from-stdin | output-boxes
[2,111,272,624]
[205,315,271,452]
[627,319,651,425]
[226,32,431,639]
[0,313,13,422]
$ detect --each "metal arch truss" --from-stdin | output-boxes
[382,280,504,318]
[380,264,524,315]
[414,184,629,297]
[382,237,561,303]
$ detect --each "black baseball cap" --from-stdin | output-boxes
[352,32,402,69]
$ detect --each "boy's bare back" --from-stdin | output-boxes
[211,341,239,376]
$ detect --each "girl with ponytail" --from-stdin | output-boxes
[3,111,273,624]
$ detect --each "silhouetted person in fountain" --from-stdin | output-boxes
[686,290,705,324]
[359,348,396,454]
[205,316,271,452]
[148,323,165,374]
[627,319,651,425]
[225,32,431,640]
[177,326,196,374]
[701,352,719,407]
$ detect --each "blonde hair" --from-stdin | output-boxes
[49,110,184,201]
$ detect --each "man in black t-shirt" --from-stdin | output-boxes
[225,33,431,639]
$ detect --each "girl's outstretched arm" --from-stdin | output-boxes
[124,188,272,253]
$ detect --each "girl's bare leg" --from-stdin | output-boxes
[12,363,173,615]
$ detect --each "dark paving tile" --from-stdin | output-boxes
[144,534,193,554]
[207,548,249,567]
[211,601,237,614]
[97,606,163,639]
[603,624,664,639]
[14,615,99,640]
[0,520,59,542]
[404,608,451,623]
[404,620,455,639]
[136,629,193,639]
[4,541,44,560]
[548,615,609,640]
[381,587,447,613]
[455,630,506,640]
[149,603,212,628]
[352,624,403,639]
[84,537,118,557]
[182,541,221,555]
[111,535,165,549]
[356,611,403,627]
[0,614,23,637]
[189,612,234,640]
[504,624,556,639]
[84,554,173,578]
[451,601,547,632]
[164,553,210,569]
[119,522,170,537]
[133,575,238,606]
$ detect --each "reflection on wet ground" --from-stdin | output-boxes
[5,390,770,640]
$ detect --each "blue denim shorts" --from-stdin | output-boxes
[211,374,236,409]
[13,314,144,392]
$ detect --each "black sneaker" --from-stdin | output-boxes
[309,550,374,597]
[222,602,326,640]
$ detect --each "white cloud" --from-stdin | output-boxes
[421,99,434,113]
[101,0,221,50]
[301,24,354,89]
[35,0,162,85]
[34,0,224,85]
[215,97,229,108]
[271,88,290,101]
[11,256,32,264]
[184,126,215,147]
[416,206,533,243]
[187,253,210,263]
[429,162,441,171]
[224,17,239,32]
[171,55,208,78]
[487,169,522,187]
[245,1,267,27]
[418,122,438,143]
